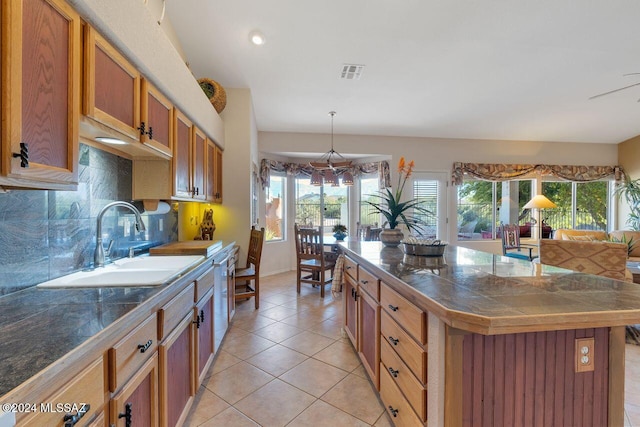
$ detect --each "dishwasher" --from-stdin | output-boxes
[213,250,232,351]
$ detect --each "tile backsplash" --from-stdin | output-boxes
[0,144,177,295]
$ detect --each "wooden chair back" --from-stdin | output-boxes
[294,223,324,263]
[246,226,265,272]
[357,221,380,241]
[501,223,522,253]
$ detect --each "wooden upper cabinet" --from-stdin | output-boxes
[205,139,223,203]
[173,109,192,199]
[141,78,173,157]
[192,127,206,201]
[1,0,81,189]
[83,25,140,140]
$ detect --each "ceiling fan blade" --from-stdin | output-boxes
[623,73,640,77]
[589,81,640,100]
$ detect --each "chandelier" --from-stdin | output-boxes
[309,111,354,186]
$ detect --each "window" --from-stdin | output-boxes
[295,177,348,237]
[265,175,285,241]
[412,179,439,238]
[360,175,380,226]
[456,178,613,240]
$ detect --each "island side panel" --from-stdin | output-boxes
[457,327,611,427]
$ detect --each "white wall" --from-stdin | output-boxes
[258,131,620,274]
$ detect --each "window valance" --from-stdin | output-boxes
[260,159,391,189]
[451,162,625,185]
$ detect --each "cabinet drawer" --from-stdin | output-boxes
[358,266,380,301]
[381,338,427,421]
[344,257,357,281]
[380,364,424,427]
[194,266,214,303]
[109,313,157,392]
[158,282,195,340]
[381,310,427,384]
[22,357,106,427]
[381,282,427,344]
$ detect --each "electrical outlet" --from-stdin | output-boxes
[575,337,595,373]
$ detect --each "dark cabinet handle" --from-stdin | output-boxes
[360,280,368,285]
[193,316,201,328]
[388,304,399,312]
[200,309,205,323]
[63,403,90,427]
[137,122,146,136]
[118,402,132,427]
[147,126,153,139]
[345,265,352,269]
[137,339,152,353]
[12,142,29,168]
[388,336,399,346]
[351,288,355,298]
[388,367,399,378]
[388,406,399,417]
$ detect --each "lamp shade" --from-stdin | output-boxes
[523,195,557,210]
[310,170,323,186]
[342,171,354,186]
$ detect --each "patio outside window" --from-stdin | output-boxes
[265,174,285,241]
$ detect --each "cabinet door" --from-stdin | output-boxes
[195,289,214,387]
[205,139,217,202]
[159,314,194,427]
[214,145,223,203]
[191,126,206,201]
[172,109,192,198]
[141,78,173,157]
[83,25,140,140]
[110,353,159,427]
[344,275,358,346]
[3,0,80,187]
[358,287,381,389]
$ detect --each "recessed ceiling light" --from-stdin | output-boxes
[249,31,266,46]
[95,137,126,145]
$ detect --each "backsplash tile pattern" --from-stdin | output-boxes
[0,144,177,295]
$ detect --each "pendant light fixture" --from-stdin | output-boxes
[309,111,353,186]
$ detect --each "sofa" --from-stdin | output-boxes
[540,239,631,281]
[553,228,640,262]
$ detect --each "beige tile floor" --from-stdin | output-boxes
[185,270,640,427]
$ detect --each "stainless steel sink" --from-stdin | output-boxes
[37,255,205,288]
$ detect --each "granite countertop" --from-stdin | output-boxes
[341,241,640,335]
[0,241,235,398]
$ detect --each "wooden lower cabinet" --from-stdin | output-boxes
[380,365,424,427]
[21,356,107,426]
[358,287,380,389]
[195,289,215,387]
[110,353,159,427]
[159,313,195,427]
[344,275,358,346]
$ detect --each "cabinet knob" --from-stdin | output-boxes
[137,339,152,353]
[388,304,399,312]
[118,403,132,427]
[63,403,90,427]
[388,406,399,417]
[12,142,29,168]
[388,336,399,346]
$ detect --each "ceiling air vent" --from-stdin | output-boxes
[340,64,365,80]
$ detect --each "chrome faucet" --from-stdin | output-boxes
[94,201,147,268]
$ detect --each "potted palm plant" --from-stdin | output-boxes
[365,157,432,247]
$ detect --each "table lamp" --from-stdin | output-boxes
[523,194,557,242]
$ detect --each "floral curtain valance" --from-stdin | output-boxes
[451,162,625,185]
[260,159,391,189]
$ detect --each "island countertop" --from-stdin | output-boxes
[340,241,640,335]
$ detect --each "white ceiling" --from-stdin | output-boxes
[165,0,640,144]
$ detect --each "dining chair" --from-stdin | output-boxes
[235,225,265,309]
[294,223,336,298]
[500,223,537,261]
[357,221,380,241]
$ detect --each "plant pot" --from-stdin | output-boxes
[379,229,404,247]
[333,232,347,241]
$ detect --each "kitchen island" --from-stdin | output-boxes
[340,241,640,427]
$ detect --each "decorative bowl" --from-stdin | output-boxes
[401,238,448,257]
